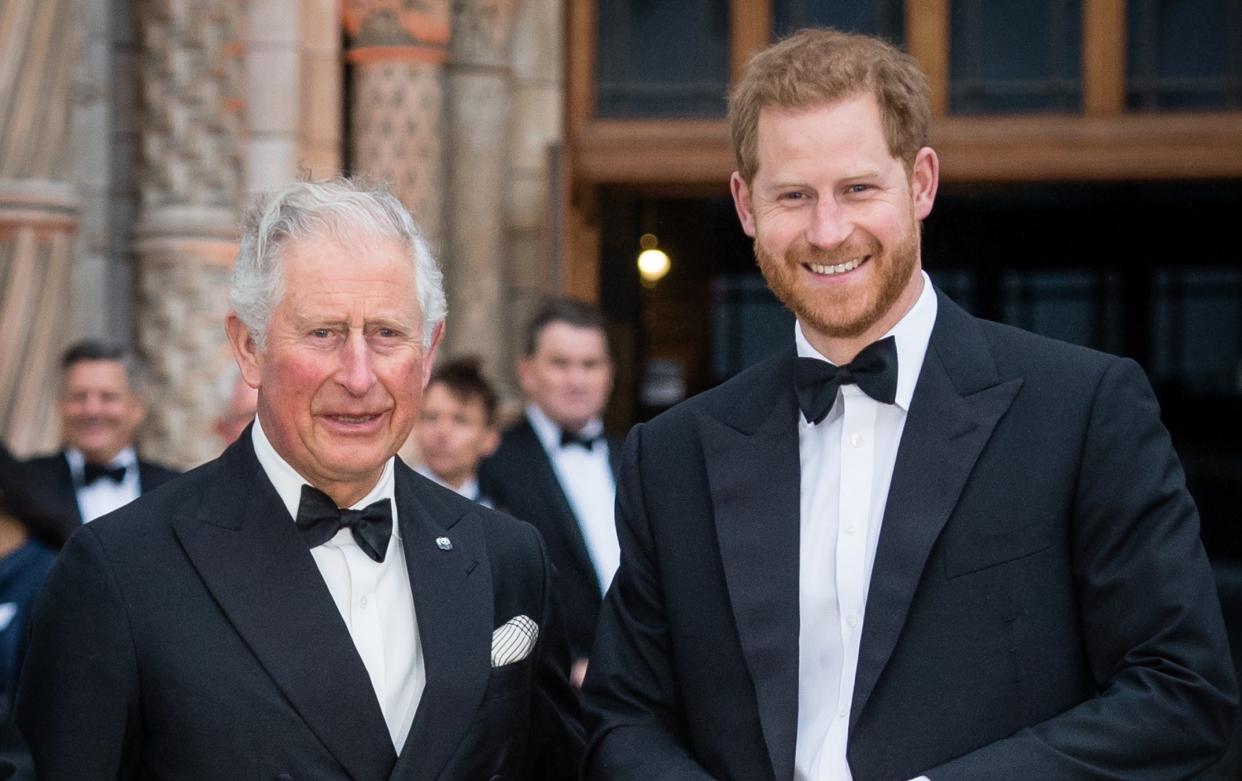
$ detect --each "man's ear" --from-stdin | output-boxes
[479,427,501,459]
[225,314,262,389]
[909,146,940,221]
[730,171,758,238]
[420,321,446,389]
[516,355,536,397]
[128,392,148,427]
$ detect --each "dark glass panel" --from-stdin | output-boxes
[596,0,731,117]
[1153,268,1242,393]
[772,0,904,41]
[1127,0,1242,110]
[949,0,1082,113]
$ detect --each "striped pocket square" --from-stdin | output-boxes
[491,614,539,667]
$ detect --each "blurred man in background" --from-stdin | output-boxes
[213,363,259,448]
[412,356,499,505]
[480,297,620,685]
[21,341,178,546]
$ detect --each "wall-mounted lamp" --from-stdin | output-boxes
[637,232,670,286]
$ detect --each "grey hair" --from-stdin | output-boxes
[228,177,447,350]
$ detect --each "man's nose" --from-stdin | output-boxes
[80,394,105,417]
[335,333,377,395]
[805,198,852,249]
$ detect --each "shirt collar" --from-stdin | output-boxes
[526,403,604,453]
[250,416,398,537]
[794,269,938,412]
[414,465,481,501]
[66,445,138,476]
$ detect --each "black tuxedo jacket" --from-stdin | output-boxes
[479,417,622,660]
[16,433,584,780]
[582,291,1236,780]
[21,450,178,547]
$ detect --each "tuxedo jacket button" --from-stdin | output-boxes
[273,774,293,780]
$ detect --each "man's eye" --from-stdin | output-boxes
[779,191,807,201]
[310,329,332,338]
[847,184,871,194]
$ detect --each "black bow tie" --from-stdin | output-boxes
[82,462,127,486]
[294,485,393,563]
[796,336,899,425]
[560,429,600,450]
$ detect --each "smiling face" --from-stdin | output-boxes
[59,360,145,464]
[730,93,938,362]
[227,232,443,505]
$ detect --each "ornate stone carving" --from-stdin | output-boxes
[131,0,245,467]
[451,0,520,68]
[134,0,246,210]
[343,0,451,53]
[346,0,451,254]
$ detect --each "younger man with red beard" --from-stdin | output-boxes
[581,27,1235,781]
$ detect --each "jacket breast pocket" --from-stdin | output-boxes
[486,658,532,701]
[943,515,1054,579]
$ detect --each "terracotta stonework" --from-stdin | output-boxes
[347,0,451,255]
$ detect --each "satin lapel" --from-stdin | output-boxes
[849,298,1023,733]
[172,439,396,781]
[391,465,492,781]
[699,354,801,781]
[516,421,597,579]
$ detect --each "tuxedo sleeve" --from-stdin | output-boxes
[581,424,716,780]
[925,358,1237,779]
[15,525,143,779]
[525,520,587,780]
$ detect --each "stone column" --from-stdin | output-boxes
[503,0,562,393]
[443,0,522,381]
[344,0,451,253]
[131,0,246,468]
[0,0,81,454]
[246,0,343,197]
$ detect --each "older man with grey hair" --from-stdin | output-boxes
[17,177,584,780]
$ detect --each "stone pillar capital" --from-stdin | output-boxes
[343,0,452,64]
[451,0,523,68]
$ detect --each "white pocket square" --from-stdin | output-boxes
[491,614,538,667]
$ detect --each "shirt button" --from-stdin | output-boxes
[837,706,848,718]
[845,523,856,535]
[846,614,859,628]
[360,596,369,608]
[849,433,863,448]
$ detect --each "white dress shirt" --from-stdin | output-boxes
[68,446,141,523]
[526,404,619,594]
[794,272,937,781]
[413,466,492,508]
[251,418,424,753]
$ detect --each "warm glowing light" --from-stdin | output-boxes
[637,248,671,284]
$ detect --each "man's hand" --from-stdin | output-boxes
[571,657,589,689]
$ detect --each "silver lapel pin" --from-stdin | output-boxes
[435,536,453,551]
